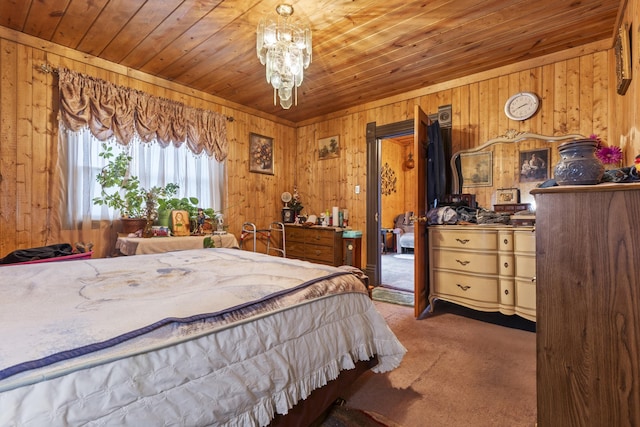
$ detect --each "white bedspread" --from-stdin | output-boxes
[0,248,407,426]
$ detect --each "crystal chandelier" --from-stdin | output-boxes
[256,4,312,109]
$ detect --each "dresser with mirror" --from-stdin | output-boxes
[427,130,585,321]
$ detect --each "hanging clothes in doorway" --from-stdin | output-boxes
[427,120,446,208]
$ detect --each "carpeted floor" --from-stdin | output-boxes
[338,300,537,427]
[375,253,415,306]
[380,253,414,292]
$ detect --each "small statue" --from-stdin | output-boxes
[216,214,224,233]
[196,208,206,235]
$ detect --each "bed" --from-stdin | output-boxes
[0,248,405,426]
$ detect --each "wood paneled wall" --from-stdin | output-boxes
[380,141,406,229]
[4,0,640,265]
[294,42,635,263]
[0,27,295,259]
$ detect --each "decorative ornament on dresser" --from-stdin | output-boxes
[553,138,605,185]
[590,134,623,169]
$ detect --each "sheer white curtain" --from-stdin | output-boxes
[58,125,225,227]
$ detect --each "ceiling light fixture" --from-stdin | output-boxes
[256,4,312,109]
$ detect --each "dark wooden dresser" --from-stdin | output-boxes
[285,225,344,266]
[532,183,640,427]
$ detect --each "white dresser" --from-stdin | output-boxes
[428,225,535,321]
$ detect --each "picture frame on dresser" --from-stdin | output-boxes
[519,148,549,182]
[495,188,520,204]
[459,151,492,187]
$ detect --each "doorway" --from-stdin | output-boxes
[379,134,415,299]
[365,105,431,317]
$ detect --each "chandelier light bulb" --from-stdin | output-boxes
[256,3,312,109]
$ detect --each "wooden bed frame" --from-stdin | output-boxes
[269,357,378,426]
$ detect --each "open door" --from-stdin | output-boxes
[365,111,429,318]
[413,105,430,317]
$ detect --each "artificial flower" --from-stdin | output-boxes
[590,134,623,165]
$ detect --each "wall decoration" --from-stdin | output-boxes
[615,23,632,95]
[381,163,397,195]
[249,133,274,174]
[318,135,340,159]
[460,151,492,187]
[519,148,550,182]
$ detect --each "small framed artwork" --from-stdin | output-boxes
[495,188,520,204]
[249,133,274,175]
[171,210,191,236]
[460,151,492,187]
[519,148,550,182]
[615,23,632,95]
[318,135,340,160]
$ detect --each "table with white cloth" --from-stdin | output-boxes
[116,234,239,255]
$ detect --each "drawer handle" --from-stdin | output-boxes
[504,289,509,295]
[455,238,470,245]
[455,259,470,266]
[503,238,509,244]
[503,262,509,268]
[531,276,536,282]
[457,284,471,291]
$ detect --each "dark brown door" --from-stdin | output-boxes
[413,105,429,317]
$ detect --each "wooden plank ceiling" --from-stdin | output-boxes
[0,0,622,123]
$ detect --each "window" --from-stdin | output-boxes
[59,126,225,226]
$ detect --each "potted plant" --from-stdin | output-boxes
[93,144,178,234]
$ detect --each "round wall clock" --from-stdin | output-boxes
[504,92,540,121]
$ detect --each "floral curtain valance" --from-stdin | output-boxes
[57,68,228,161]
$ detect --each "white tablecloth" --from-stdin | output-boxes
[116,234,239,255]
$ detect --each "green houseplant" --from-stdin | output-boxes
[93,144,178,234]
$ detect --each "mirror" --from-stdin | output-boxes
[450,129,585,208]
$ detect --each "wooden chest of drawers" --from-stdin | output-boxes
[285,225,343,266]
[428,225,535,321]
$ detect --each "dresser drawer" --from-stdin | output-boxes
[432,270,499,304]
[287,226,335,246]
[514,230,536,253]
[286,241,307,258]
[302,245,336,264]
[515,278,536,313]
[430,228,499,251]
[431,249,499,275]
[286,226,311,242]
[515,254,536,278]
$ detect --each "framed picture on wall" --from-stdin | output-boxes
[460,151,492,187]
[615,23,632,95]
[519,148,550,182]
[318,135,340,160]
[249,133,274,175]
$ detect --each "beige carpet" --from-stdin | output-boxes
[341,301,537,427]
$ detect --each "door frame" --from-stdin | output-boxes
[366,107,430,317]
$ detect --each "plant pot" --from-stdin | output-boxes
[157,209,171,227]
[120,217,147,234]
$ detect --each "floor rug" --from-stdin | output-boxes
[393,254,414,260]
[320,404,402,427]
[371,287,414,307]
